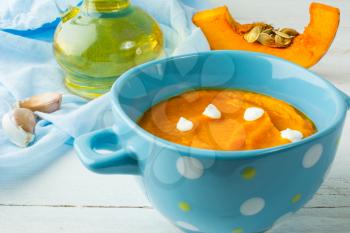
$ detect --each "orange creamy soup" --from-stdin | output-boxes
[138,89,316,151]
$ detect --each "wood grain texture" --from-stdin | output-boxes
[0,0,349,232]
[0,206,349,233]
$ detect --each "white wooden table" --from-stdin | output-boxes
[0,0,349,232]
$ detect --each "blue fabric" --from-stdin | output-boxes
[0,1,80,42]
[0,0,81,30]
[0,0,210,168]
[3,25,57,42]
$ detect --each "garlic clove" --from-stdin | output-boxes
[1,108,36,147]
[12,108,37,134]
[18,92,62,113]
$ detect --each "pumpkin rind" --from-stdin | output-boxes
[193,3,340,68]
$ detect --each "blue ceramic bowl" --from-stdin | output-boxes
[75,51,350,233]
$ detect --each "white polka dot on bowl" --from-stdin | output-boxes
[240,197,265,216]
[303,144,323,168]
[176,221,200,232]
[176,157,204,179]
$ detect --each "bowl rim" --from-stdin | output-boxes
[111,50,347,160]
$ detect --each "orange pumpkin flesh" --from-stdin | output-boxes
[193,3,340,68]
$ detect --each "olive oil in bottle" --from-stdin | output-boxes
[53,0,164,99]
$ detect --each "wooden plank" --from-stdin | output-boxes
[0,205,349,233]
[269,207,350,233]
[0,152,149,206]
[0,206,179,233]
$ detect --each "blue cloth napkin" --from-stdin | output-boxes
[0,0,81,30]
[0,0,210,168]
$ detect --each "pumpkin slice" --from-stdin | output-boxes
[193,3,340,68]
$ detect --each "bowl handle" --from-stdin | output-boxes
[338,89,350,110]
[74,127,139,175]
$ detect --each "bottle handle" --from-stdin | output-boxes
[54,0,80,22]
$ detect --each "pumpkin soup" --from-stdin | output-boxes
[138,89,316,151]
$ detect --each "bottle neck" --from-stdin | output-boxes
[83,0,130,12]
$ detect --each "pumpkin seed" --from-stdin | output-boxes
[257,33,275,46]
[262,28,273,34]
[280,28,299,37]
[243,23,299,48]
[274,30,293,39]
[243,25,263,43]
[275,35,292,48]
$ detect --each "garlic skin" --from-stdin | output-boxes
[12,108,36,133]
[17,92,62,113]
[1,108,36,147]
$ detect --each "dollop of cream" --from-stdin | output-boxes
[202,104,221,119]
[176,117,193,132]
[244,107,265,121]
[281,128,303,142]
